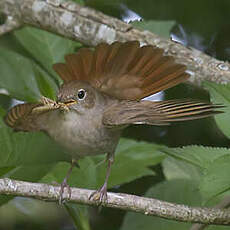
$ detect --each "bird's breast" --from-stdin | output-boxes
[39,110,121,158]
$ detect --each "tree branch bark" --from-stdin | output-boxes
[1,0,230,86]
[0,15,21,36]
[190,196,230,230]
[0,178,230,226]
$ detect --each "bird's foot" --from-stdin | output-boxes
[89,183,108,204]
[59,178,71,204]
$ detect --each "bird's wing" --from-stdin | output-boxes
[53,41,189,100]
[102,100,223,127]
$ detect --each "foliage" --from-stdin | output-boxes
[132,20,175,38]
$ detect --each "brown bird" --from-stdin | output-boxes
[5,41,222,202]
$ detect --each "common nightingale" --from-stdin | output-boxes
[5,41,222,202]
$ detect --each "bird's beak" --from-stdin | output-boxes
[56,99,77,112]
[63,99,77,106]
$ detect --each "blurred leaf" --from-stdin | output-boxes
[0,33,31,56]
[14,27,82,83]
[161,145,230,169]
[42,138,165,189]
[7,164,56,182]
[0,95,11,111]
[162,157,202,183]
[0,47,41,102]
[0,14,5,24]
[42,159,97,189]
[132,20,175,38]
[121,179,201,230]
[200,154,230,201]
[0,34,58,101]
[72,0,84,4]
[64,204,90,230]
[104,138,165,188]
[0,167,15,177]
[0,164,56,206]
[0,195,14,206]
[85,0,126,19]
[203,81,230,138]
[32,64,58,100]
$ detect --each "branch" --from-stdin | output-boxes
[0,178,230,226]
[190,196,230,230]
[0,15,21,35]
[1,0,230,86]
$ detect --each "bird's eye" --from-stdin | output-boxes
[77,89,86,100]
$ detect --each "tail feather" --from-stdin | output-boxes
[53,41,190,100]
[103,100,224,127]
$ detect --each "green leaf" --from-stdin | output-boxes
[32,64,58,100]
[200,154,230,201]
[203,81,230,138]
[14,27,82,82]
[72,0,84,4]
[64,204,90,230]
[0,47,41,101]
[0,32,59,101]
[132,20,175,38]
[161,145,230,169]
[121,179,201,230]
[162,157,202,183]
[42,159,98,189]
[0,33,31,56]
[0,164,56,206]
[161,144,230,205]
[42,138,165,189]
[7,164,56,182]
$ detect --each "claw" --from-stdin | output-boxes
[59,178,72,204]
[89,183,108,203]
[89,154,114,204]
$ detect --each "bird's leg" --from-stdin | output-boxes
[59,159,78,204]
[89,153,114,203]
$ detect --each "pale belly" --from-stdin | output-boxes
[39,110,121,159]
